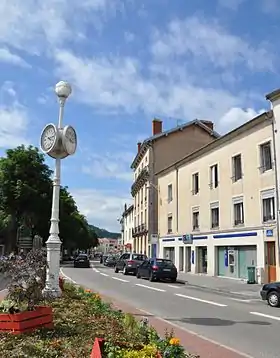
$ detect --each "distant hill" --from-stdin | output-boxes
[90,225,120,239]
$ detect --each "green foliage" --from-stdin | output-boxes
[0,145,98,251]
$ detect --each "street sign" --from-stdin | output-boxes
[182,234,193,244]
[150,234,158,244]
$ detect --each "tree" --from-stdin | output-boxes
[0,145,99,253]
[0,146,52,251]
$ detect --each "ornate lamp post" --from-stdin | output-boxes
[41,81,77,297]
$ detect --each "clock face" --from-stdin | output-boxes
[63,126,77,155]
[41,124,57,153]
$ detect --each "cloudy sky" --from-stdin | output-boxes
[0,0,278,231]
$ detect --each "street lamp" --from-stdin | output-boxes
[41,81,77,297]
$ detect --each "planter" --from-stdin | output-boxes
[90,338,105,358]
[0,306,53,334]
[90,338,162,358]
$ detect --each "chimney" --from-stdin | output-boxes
[137,142,141,153]
[201,120,214,131]
[152,118,162,135]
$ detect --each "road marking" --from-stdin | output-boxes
[100,273,109,277]
[168,284,180,289]
[112,277,129,283]
[60,269,77,284]
[250,311,280,321]
[229,298,260,303]
[136,307,254,358]
[175,293,227,307]
[92,268,100,273]
[135,284,166,292]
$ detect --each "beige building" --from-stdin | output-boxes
[157,110,278,284]
[130,118,219,256]
[121,204,134,252]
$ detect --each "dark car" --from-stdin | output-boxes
[115,253,147,275]
[260,281,280,307]
[100,254,108,264]
[137,258,177,282]
[104,254,118,267]
[74,254,90,268]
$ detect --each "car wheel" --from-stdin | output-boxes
[136,270,141,279]
[267,291,280,307]
[115,267,119,273]
[149,273,154,282]
[122,266,128,275]
[170,278,177,283]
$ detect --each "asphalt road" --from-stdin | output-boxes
[61,261,280,358]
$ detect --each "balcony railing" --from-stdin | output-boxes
[132,224,148,237]
[131,166,149,197]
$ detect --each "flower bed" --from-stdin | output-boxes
[0,282,199,357]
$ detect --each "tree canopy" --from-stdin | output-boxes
[0,145,98,252]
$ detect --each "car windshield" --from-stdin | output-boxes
[155,259,174,268]
[132,254,147,261]
[77,255,88,260]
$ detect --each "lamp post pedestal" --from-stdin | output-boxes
[43,238,62,297]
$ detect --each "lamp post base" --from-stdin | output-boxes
[43,235,62,298]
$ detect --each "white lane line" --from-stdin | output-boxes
[92,268,100,273]
[175,293,227,307]
[250,311,280,321]
[112,277,130,283]
[136,307,254,358]
[168,284,180,289]
[100,273,109,277]
[60,269,77,284]
[135,284,166,292]
[229,298,259,303]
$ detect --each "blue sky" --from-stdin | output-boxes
[0,0,279,231]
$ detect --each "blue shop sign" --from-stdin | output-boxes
[182,234,193,244]
[266,229,273,237]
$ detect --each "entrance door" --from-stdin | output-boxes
[179,247,184,271]
[197,247,207,273]
[184,247,191,272]
[267,242,276,282]
[228,249,238,278]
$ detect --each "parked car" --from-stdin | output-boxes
[136,258,177,282]
[104,254,118,267]
[74,254,90,268]
[115,253,147,275]
[260,281,280,307]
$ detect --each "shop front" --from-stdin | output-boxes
[217,245,257,279]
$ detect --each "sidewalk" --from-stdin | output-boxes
[178,272,261,298]
[105,295,251,358]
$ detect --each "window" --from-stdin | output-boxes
[233,201,244,225]
[192,211,199,230]
[260,142,272,173]
[232,154,242,182]
[192,173,199,194]
[167,215,173,234]
[167,184,173,203]
[210,164,218,188]
[211,205,219,229]
[263,197,275,222]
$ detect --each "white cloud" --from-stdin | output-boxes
[0,0,118,54]
[54,49,244,126]
[0,48,30,67]
[0,82,29,148]
[219,107,266,132]
[83,152,133,181]
[72,188,132,231]
[151,16,274,71]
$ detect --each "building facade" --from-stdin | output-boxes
[130,118,219,256]
[157,111,278,284]
[121,203,134,252]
